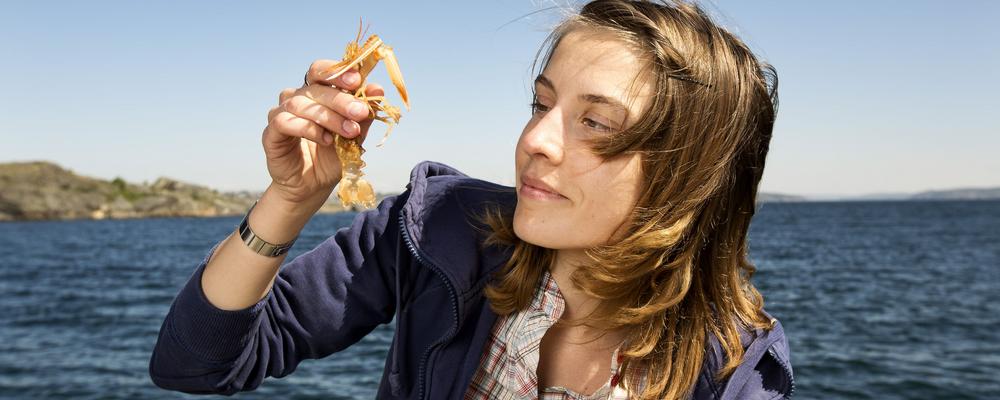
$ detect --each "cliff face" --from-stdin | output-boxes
[0,161,260,221]
[0,161,392,221]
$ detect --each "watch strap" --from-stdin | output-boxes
[238,200,297,257]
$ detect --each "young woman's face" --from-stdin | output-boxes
[513,31,652,250]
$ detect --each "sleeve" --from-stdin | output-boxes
[148,191,411,395]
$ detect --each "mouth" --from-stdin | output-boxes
[519,175,567,201]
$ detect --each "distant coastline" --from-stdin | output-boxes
[0,161,997,221]
[768,187,1000,202]
[0,161,389,222]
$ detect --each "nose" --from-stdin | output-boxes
[518,107,564,164]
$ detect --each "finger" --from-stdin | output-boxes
[269,111,333,146]
[268,105,281,123]
[269,89,297,122]
[298,84,371,122]
[364,82,386,98]
[278,87,296,104]
[307,59,362,90]
[262,124,294,148]
[283,94,363,139]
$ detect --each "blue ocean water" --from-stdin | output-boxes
[0,200,997,399]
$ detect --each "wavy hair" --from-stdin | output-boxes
[477,0,779,398]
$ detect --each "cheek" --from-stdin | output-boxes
[575,161,643,236]
[578,180,633,229]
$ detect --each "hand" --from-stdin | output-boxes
[262,60,385,208]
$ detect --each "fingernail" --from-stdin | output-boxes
[343,71,359,85]
[348,102,368,118]
[342,120,358,136]
[323,132,334,144]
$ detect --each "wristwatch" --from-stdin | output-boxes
[238,201,297,257]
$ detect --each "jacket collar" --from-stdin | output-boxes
[399,161,516,298]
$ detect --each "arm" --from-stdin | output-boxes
[200,185,324,313]
[148,189,410,395]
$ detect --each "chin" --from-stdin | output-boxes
[512,204,571,249]
[513,203,626,250]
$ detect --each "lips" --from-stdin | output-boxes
[520,175,564,198]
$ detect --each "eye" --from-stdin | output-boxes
[529,100,550,115]
[581,117,612,133]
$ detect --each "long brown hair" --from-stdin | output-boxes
[477,0,779,398]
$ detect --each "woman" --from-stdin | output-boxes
[149,1,793,399]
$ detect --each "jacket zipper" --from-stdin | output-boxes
[767,347,796,399]
[398,211,461,400]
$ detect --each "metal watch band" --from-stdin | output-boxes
[238,200,297,257]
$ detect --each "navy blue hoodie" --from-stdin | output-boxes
[148,161,794,399]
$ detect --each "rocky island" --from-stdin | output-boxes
[0,161,391,222]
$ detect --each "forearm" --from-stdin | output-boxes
[202,184,329,310]
[151,180,404,394]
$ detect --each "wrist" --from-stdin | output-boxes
[264,184,332,216]
[247,187,325,244]
[238,201,297,257]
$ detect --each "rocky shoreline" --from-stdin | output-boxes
[0,161,389,222]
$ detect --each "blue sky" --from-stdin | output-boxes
[1,1,997,197]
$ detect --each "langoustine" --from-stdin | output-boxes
[320,20,410,209]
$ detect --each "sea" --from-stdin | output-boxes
[0,200,997,399]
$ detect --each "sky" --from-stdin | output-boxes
[1,1,997,198]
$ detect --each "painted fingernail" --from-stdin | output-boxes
[342,120,358,136]
[343,71,359,85]
[323,132,334,144]
[348,102,368,118]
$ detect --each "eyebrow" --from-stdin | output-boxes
[534,74,628,115]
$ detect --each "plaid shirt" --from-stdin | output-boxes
[464,270,648,400]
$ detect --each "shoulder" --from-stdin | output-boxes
[402,160,516,217]
[700,310,794,399]
[400,160,516,236]
[396,161,516,293]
